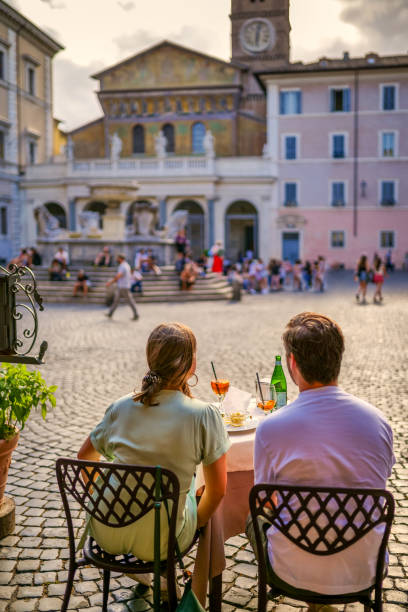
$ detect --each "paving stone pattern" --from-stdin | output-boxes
[1,272,407,610]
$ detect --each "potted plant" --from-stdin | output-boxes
[0,363,57,503]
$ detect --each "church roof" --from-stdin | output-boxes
[91,39,246,80]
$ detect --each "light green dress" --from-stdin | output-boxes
[88,389,231,561]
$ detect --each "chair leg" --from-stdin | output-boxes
[102,569,110,612]
[61,562,76,612]
[209,573,222,612]
[258,577,267,612]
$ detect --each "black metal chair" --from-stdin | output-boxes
[56,458,195,612]
[249,484,395,612]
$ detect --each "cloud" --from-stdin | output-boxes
[117,1,135,10]
[40,0,66,8]
[114,24,222,59]
[114,30,158,57]
[52,58,105,131]
[338,0,408,55]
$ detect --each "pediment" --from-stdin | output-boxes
[93,41,242,91]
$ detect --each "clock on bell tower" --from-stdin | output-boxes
[230,0,290,71]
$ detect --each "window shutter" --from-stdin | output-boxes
[296,91,302,114]
[279,92,285,115]
[344,88,351,112]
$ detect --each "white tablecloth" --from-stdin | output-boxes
[196,403,268,487]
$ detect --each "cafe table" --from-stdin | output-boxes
[192,406,267,611]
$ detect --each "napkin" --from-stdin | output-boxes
[222,386,252,415]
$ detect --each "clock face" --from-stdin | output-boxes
[241,19,275,53]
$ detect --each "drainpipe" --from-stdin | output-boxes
[353,70,359,237]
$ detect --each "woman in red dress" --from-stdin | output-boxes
[210,241,224,274]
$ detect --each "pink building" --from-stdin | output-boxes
[259,53,408,269]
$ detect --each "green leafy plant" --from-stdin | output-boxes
[0,363,57,441]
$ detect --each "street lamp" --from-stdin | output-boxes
[0,264,48,364]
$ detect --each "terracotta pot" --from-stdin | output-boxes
[0,432,19,505]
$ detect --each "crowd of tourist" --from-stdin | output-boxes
[6,240,398,307]
[225,253,328,295]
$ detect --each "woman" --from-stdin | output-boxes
[72,269,90,297]
[78,322,229,565]
[210,241,224,274]
[355,254,370,304]
[373,257,386,304]
[180,257,199,290]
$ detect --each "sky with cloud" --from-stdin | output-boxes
[7,0,408,131]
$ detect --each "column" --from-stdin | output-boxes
[208,199,215,248]
[44,56,53,161]
[266,81,281,259]
[266,81,279,164]
[7,29,18,166]
[159,199,167,227]
[69,199,76,231]
[10,180,21,258]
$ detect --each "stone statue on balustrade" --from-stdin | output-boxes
[109,132,123,162]
[166,210,189,240]
[65,136,74,161]
[130,202,159,237]
[154,130,167,158]
[203,129,215,158]
[78,211,101,237]
[34,206,64,239]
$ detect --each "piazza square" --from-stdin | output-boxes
[1,274,408,611]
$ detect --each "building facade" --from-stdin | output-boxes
[19,0,408,268]
[0,0,62,262]
[259,54,408,266]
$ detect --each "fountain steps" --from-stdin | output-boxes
[32,267,232,304]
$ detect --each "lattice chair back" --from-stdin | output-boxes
[56,458,180,557]
[250,485,394,554]
[249,485,395,612]
[250,485,394,594]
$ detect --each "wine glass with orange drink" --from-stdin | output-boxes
[210,362,230,417]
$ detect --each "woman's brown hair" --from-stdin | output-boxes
[133,322,197,406]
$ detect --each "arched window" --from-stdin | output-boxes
[84,201,107,230]
[132,125,145,154]
[225,200,258,261]
[174,200,205,258]
[192,122,206,154]
[162,123,175,154]
[44,202,67,229]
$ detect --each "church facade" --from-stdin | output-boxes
[19,0,408,267]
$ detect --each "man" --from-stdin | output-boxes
[106,254,139,320]
[249,312,394,601]
[54,246,69,270]
[94,246,112,267]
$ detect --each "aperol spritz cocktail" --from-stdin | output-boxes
[211,379,230,416]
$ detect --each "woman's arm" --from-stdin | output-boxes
[197,453,227,528]
[78,435,101,484]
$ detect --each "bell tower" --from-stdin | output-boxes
[230,0,291,71]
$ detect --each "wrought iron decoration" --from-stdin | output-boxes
[0,264,48,364]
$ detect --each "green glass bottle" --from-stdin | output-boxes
[270,355,287,409]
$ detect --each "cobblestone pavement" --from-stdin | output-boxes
[1,272,407,611]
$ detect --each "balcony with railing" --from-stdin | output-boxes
[23,154,275,182]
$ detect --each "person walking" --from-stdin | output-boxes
[355,254,370,304]
[373,257,386,304]
[105,254,139,320]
